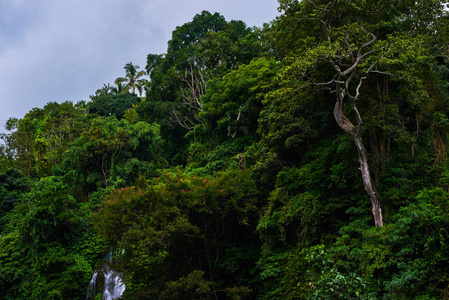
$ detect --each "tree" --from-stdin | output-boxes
[170,62,208,131]
[88,93,140,119]
[0,168,29,231]
[115,62,148,96]
[275,0,447,227]
[200,57,279,144]
[91,83,115,99]
[63,117,164,193]
[2,102,91,178]
[0,177,97,299]
[93,169,260,298]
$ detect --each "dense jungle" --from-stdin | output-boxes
[1,0,449,299]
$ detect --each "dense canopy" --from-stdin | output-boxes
[1,2,449,299]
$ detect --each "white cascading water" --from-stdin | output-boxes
[86,248,125,300]
[86,271,99,300]
[102,268,126,300]
[86,268,125,300]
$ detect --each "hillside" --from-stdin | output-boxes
[1,2,449,299]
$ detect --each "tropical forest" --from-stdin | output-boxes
[1,0,449,299]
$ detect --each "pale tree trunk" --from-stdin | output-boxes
[301,2,384,226]
[333,80,383,227]
[353,134,383,227]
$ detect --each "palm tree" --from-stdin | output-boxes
[114,62,148,96]
[90,83,114,101]
[111,81,125,94]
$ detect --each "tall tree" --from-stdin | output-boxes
[63,117,164,193]
[115,62,148,96]
[90,83,115,99]
[275,0,447,226]
[2,102,91,178]
[200,57,279,145]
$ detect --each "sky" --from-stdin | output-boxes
[0,0,280,132]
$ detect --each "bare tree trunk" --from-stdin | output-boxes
[353,134,383,227]
[333,81,383,227]
[304,6,383,226]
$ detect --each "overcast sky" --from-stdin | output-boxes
[0,0,280,131]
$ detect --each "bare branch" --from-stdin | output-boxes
[345,33,355,63]
[369,70,393,76]
[340,31,377,77]
[173,60,208,130]
[170,108,205,131]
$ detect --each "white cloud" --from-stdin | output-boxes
[0,0,279,130]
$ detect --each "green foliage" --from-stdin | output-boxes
[0,177,101,299]
[135,99,187,162]
[162,270,212,300]
[186,137,252,174]
[113,61,148,96]
[382,188,449,298]
[258,135,361,243]
[92,168,260,298]
[0,168,30,231]
[63,117,164,194]
[199,57,279,145]
[140,11,276,164]
[88,93,140,119]
[1,4,449,299]
[255,135,375,299]
[314,186,449,299]
[3,101,91,177]
[306,247,373,300]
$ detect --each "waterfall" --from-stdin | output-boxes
[86,268,125,300]
[103,268,126,300]
[86,248,125,300]
[86,271,99,300]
